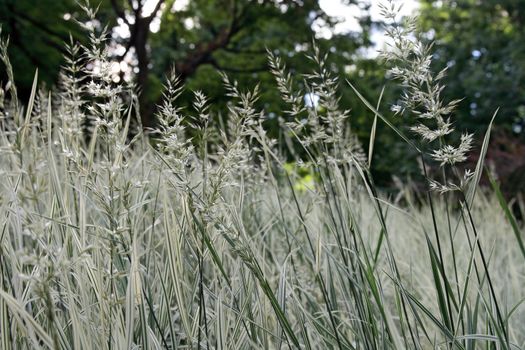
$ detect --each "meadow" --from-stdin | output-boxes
[0,3,524,349]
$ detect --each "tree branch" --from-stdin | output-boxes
[146,0,166,22]
[110,0,130,26]
[208,57,267,74]
[129,0,138,17]
[175,0,246,79]
[223,47,266,55]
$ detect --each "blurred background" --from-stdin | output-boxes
[0,0,524,193]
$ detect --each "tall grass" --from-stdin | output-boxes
[0,3,524,349]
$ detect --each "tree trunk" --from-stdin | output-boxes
[134,17,153,128]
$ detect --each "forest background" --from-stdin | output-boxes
[2,0,524,192]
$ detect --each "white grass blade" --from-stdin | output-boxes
[466,108,499,206]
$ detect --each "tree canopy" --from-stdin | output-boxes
[3,0,524,188]
[418,0,525,134]
[417,0,525,191]
[1,0,374,125]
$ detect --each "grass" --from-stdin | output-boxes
[0,4,525,349]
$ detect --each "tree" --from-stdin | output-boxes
[418,0,525,135]
[0,0,86,96]
[3,0,413,185]
[418,0,525,191]
[113,0,375,127]
[1,0,374,127]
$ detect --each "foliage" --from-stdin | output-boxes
[0,0,89,95]
[0,0,373,125]
[418,0,525,135]
[0,0,426,186]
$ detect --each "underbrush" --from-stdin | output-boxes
[0,2,524,349]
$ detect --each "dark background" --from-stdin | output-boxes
[1,0,524,193]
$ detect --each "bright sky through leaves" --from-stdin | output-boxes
[318,0,419,55]
[137,0,418,38]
